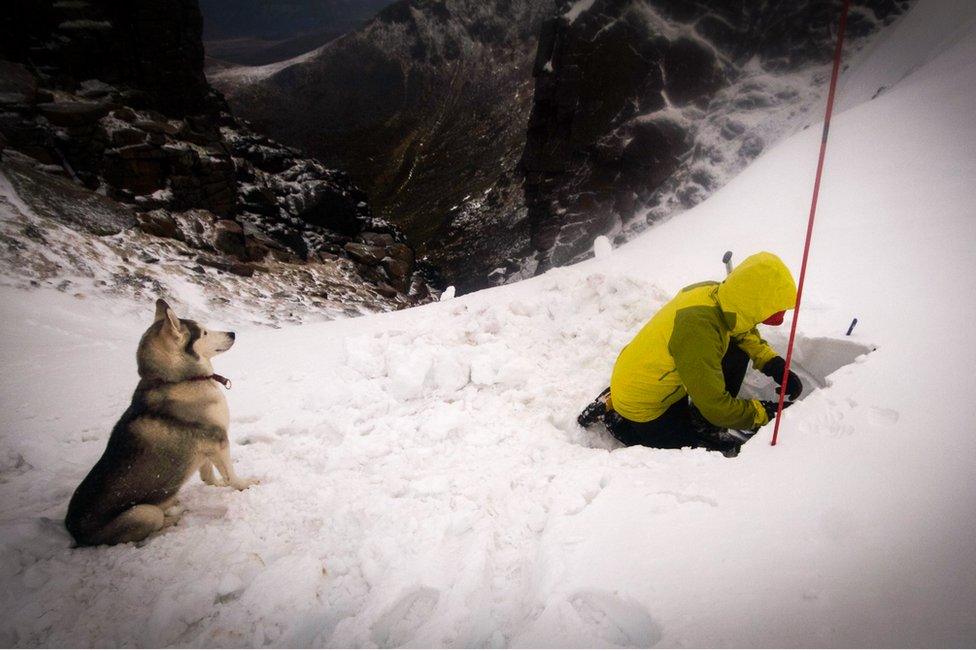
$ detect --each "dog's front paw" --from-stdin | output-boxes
[162,507,184,528]
[163,502,185,518]
[200,462,223,486]
[230,477,259,491]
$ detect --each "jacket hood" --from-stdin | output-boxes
[716,252,797,334]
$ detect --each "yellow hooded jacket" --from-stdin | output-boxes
[609,252,798,429]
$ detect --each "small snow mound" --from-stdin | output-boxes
[345,337,388,379]
[440,286,456,301]
[593,235,612,259]
[387,348,434,400]
[430,351,470,393]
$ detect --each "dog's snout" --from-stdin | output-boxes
[228,332,236,340]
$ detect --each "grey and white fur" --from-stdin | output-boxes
[65,299,255,546]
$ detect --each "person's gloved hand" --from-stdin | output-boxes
[759,399,793,422]
[761,356,803,400]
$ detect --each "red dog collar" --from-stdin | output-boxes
[141,374,232,390]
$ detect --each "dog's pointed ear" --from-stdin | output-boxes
[156,300,181,336]
[154,299,171,323]
[165,308,182,336]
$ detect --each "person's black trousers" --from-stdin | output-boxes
[606,344,750,451]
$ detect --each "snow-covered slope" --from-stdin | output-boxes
[2,1,975,646]
[208,45,324,88]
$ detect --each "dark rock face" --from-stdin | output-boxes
[217,0,552,293]
[0,0,434,310]
[0,61,38,105]
[520,0,911,271]
[2,0,212,117]
[213,219,247,257]
[344,243,387,266]
[37,102,112,127]
[2,159,137,236]
[136,211,181,239]
[216,0,910,292]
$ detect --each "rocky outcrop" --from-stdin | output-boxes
[520,0,911,271]
[0,0,435,314]
[2,0,212,117]
[216,0,552,293]
[215,0,910,291]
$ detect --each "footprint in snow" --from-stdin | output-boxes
[654,491,719,508]
[275,424,307,436]
[237,433,276,446]
[868,406,899,426]
[569,590,663,648]
[798,409,855,438]
[370,586,440,647]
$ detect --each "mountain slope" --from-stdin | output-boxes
[1,0,975,646]
[0,0,435,323]
[520,0,910,272]
[215,0,553,291]
[220,0,908,293]
[200,0,393,66]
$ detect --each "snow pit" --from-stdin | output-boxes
[580,334,875,450]
[739,334,876,401]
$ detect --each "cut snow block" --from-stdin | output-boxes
[593,235,612,259]
[787,336,877,391]
[740,335,876,399]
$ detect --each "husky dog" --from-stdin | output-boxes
[65,299,255,546]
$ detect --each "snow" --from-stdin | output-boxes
[2,0,976,646]
[0,163,405,326]
[837,0,976,110]
[208,46,326,88]
[592,235,612,259]
[58,20,111,30]
[564,0,597,25]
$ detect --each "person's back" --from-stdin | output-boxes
[582,251,803,454]
[610,282,721,423]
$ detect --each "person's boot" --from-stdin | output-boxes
[688,403,722,437]
[720,442,742,458]
[689,404,744,457]
[578,386,611,427]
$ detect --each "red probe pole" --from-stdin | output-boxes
[772,0,851,446]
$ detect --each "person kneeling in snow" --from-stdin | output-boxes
[579,251,803,455]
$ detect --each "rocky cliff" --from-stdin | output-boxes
[216,0,910,291]
[0,0,434,323]
[520,0,911,271]
[216,0,553,293]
